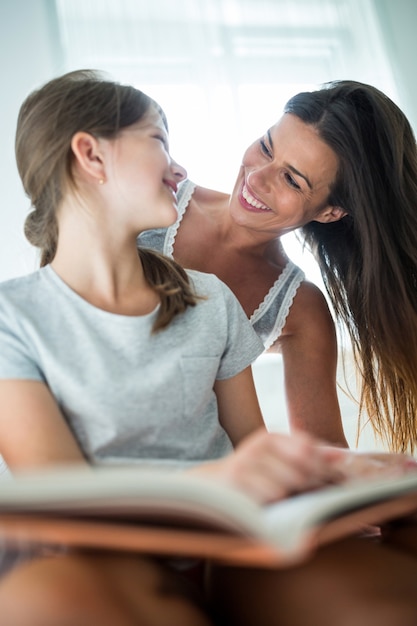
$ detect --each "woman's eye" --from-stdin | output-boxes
[259,139,272,157]
[285,173,301,190]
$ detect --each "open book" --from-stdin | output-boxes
[0,465,417,568]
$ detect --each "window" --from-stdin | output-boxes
[55,0,398,283]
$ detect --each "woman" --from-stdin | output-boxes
[287,82,417,453]
[139,80,417,453]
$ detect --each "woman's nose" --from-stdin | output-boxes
[246,167,270,193]
[171,159,187,182]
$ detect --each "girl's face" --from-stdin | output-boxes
[102,105,186,233]
[229,113,340,237]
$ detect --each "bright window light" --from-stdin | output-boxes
[55,0,398,286]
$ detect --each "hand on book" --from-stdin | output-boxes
[190,429,346,504]
[325,449,417,482]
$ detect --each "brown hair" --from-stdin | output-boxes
[285,80,417,452]
[15,69,199,331]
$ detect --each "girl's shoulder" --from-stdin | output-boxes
[0,269,43,300]
[186,269,241,311]
[0,270,47,333]
[186,268,226,295]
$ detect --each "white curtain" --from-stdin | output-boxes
[54,0,399,285]
[55,0,397,187]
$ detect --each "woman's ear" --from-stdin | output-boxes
[70,132,106,183]
[314,205,347,224]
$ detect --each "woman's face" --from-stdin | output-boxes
[229,113,342,237]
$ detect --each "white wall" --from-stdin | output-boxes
[373,0,417,132]
[0,0,63,281]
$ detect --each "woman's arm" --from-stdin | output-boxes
[0,380,87,471]
[276,280,349,447]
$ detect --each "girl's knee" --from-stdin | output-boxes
[0,553,214,626]
[0,554,135,626]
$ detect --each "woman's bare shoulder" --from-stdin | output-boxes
[284,279,334,336]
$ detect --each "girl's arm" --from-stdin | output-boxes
[214,366,265,446]
[0,380,87,471]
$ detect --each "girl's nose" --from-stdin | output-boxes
[171,159,187,182]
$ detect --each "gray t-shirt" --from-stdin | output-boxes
[0,266,264,469]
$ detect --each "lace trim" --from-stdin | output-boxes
[251,260,298,323]
[263,267,304,351]
[164,180,196,258]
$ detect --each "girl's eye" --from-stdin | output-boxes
[284,172,301,190]
[154,135,169,150]
[260,138,272,158]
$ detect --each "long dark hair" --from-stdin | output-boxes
[285,80,417,452]
[15,70,199,331]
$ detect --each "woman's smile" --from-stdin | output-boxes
[239,181,272,212]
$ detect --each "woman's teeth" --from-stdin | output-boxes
[242,185,270,210]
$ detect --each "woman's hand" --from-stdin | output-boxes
[322,448,417,482]
[191,428,345,504]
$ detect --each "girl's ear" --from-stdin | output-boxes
[71,132,106,183]
[314,205,347,224]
